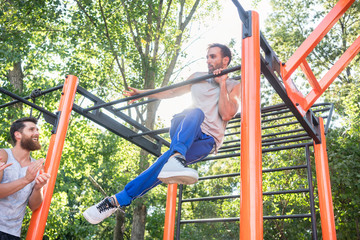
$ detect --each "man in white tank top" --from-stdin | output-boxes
[0,117,51,239]
[83,43,241,225]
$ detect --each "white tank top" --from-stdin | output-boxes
[191,72,240,152]
[0,149,36,237]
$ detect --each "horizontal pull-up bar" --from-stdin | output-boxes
[83,65,241,112]
[115,98,159,112]
[0,85,63,109]
[0,87,57,122]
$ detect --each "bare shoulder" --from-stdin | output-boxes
[0,149,8,163]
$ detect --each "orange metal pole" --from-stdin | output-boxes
[240,11,263,240]
[282,0,355,80]
[163,184,178,240]
[300,60,322,94]
[314,118,337,240]
[26,75,79,239]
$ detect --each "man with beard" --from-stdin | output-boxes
[0,117,51,240]
[83,43,241,224]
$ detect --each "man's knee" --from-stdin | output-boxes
[189,108,205,121]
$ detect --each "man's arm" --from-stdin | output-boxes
[123,73,198,103]
[28,165,50,211]
[214,69,241,121]
[0,156,44,199]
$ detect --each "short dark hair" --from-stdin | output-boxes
[208,43,232,66]
[10,117,38,144]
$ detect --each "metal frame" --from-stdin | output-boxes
[175,103,334,239]
[0,0,355,238]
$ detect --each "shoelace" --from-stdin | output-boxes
[96,198,115,213]
[175,155,187,167]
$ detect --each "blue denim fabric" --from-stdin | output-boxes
[115,108,215,206]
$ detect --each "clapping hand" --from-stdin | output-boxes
[0,156,12,171]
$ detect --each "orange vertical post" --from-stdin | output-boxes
[240,11,262,240]
[314,117,337,240]
[163,184,178,240]
[26,75,79,239]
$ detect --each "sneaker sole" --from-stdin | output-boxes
[158,171,198,185]
[83,211,101,225]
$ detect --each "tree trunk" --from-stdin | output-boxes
[7,61,24,109]
[113,209,126,240]
[130,200,147,240]
[7,61,24,93]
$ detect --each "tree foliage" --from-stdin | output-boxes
[1,0,222,239]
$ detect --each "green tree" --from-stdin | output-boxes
[1,0,223,239]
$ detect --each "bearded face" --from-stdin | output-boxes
[20,133,41,151]
[206,47,228,74]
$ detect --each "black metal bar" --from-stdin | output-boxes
[263,136,312,146]
[263,189,309,196]
[261,103,288,114]
[0,85,63,109]
[84,65,241,112]
[218,143,240,150]
[262,108,292,118]
[219,134,311,152]
[306,144,318,239]
[262,133,309,143]
[199,164,308,180]
[261,120,300,130]
[182,194,240,203]
[199,173,240,181]
[263,142,313,153]
[222,139,240,145]
[180,217,240,224]
[262,113,296,123]
[263,214,312,220]
[176,185,184,240]
[114,98,159,112]
[217,147,240,154]
[76,86,170,148]
[224,131,240,137]
[72,104,164,157]
[0,87,57,124]
[324,103,334,133]
[179,213,313,224]
[129,127,169,138]
[262,128,304,138]
[262,136,312,147]
[231,0,248,24]
[219,136,312,153]
[263,164,307,173]
[200,153,239,162]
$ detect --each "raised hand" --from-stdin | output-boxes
[123,87,142,104]
[25,158,45,183]
[0,156,12,171]
[213,68,228,85]
[0,162,12,171]
[33,169,51,191]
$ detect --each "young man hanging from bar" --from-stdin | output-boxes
[83,43,241,224]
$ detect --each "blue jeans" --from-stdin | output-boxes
[115,108,215,206]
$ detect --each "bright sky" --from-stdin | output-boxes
[156,0,272,125]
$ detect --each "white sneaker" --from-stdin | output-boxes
[83,197,118,224]
[158,155,198,185]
